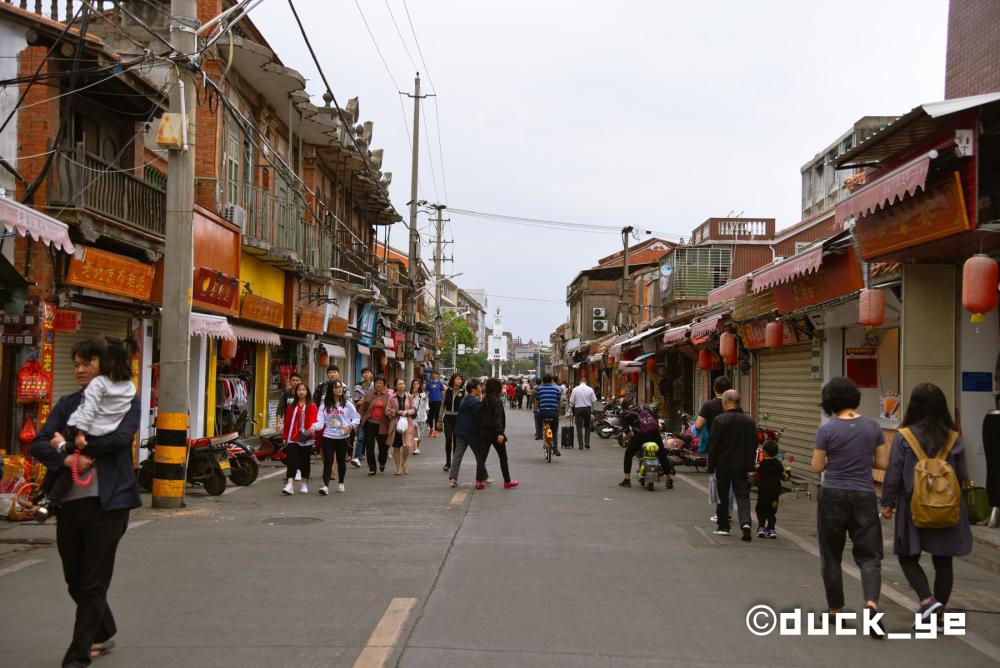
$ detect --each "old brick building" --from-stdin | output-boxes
[945,0,1000,99]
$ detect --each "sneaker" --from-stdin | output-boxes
[414,448,421,455]
[619,479,631,488]
[757,527,767,538]
[553,449,561,457]
[443,464,450,472]
[282,483,294,495]
[741,525,752,542]
[713,528,730,536]
[449,479,458,487]
[475,481,485,490]
[485,478,493,485]
[337,484,345,493]
[350,458,361,468]
[368,471,376,477]
[300,483,308,494]
[504,480,519,489]
[710,515,718,523]
[379,466,385,473]
[917,598,943,623]
[319,485,329,496]
[768,529,777,539]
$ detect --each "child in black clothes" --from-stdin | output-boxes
[755,441,790,538]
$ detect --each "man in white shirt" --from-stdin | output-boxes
[569,378,598,450]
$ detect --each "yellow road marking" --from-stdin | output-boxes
[352,597,417,668]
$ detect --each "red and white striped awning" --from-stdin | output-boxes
[662,326,690,345]
[690,315,723,340]
[834,150,936,227]
[707,275,751,305]
[189,312,235,340]
[751,246,823,292]
[0,196,75,253]
[230,324,281,345]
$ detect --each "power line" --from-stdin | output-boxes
[488,294,566,303]
[383,0,419,73]
[450,207,686,239]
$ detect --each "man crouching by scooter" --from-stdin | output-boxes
[618,399,673,488]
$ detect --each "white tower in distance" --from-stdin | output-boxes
[487,307,508,377]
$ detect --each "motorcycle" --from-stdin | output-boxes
[253,428,287,462]
[596,412,625,441]
[636,441,671,491]
[136,433,232,496]
[663,413,707,471]
[750,416,792,489]
[227,434,260,486]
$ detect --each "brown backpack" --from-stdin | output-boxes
[898,427,960,529]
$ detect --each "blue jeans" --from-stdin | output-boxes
[354,424,365,460]
[535,410,558,437]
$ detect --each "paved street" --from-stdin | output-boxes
[2,409,1000,667]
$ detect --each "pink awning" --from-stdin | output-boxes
[662,326,690,345]
[751,246,823,292]
[707,275,750,306]
[0,196,75,253]
[834,150,936,227]
[690,315,723,340]
[190,313,235,340]
[230,324,281,345]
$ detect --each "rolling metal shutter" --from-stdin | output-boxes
[757,343,822,483]
[51,311,131,403]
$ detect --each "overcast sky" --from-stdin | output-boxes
[251,0,949,342]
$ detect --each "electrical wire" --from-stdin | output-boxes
[487,294,566,303]
[13,60,167,113]
[449,207,686,239]
[383,0,419,73]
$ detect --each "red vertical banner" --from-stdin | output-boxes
[130,324,143,467]
[38,302,55,427]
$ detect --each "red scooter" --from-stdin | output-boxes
[664,414,707,471]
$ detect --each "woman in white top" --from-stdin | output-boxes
[411,378,428,455]
[319,380,360,493]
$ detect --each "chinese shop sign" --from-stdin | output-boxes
[193,267,239,310]
[241,294,283,327]
[67,246,154,300]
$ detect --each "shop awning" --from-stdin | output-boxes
[0,196,75,254]
[230,324,281,345]
[633,351,656,362]
[834,150,937,227]
[189,313,235,340]
[690,315,723,340]
[357,345,371,356]
[707,275,751,306]
[751,246,823,292]
[617,360,644,370]
[322,343,347,358]
[587,352,604,364]
[384,349,397,359]
[662,326,690,345]
[616,325,667,350]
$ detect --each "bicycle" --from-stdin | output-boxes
[542,416,559,463]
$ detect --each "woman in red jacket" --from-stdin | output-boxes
[281,383,322,495]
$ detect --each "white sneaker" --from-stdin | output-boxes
[485,478,493,485]
[350,458,361,468]
[449,479,458,487]
[282,483,293,495]
[414,448,421,455]
[300,483,308,494]
[294,471,302,481]
[710,515,717,523]
[337,483,345,493]
[319,485,329,496]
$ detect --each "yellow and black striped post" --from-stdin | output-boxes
[152,412,188,508]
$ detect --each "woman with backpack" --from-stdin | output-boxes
[618,400,672,488]
[880,383,972,624]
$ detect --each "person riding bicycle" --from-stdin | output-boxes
[619,399,672,488]
[533,374,562,457]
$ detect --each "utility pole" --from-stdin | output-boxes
[153,0,197,509]
[403,73,423,382]
[619,226,634,333]
[431,203,446,371]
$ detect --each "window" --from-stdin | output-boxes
[225,133,240,205]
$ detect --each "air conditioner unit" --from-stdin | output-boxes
[592,307,607,318]
[593,319,609,332]
[222,204,246,230]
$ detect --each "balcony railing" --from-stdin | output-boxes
[49,146,166,236]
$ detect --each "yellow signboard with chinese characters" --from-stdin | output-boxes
[66,246,155,301]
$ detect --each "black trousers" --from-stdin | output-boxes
[574,407,592,447]
[428,401,442,428]
[816,488,882,609]
[364,422,389,472]
[321,437,349,485]
[756,492,779,530]
[56,497,129,667]
[898,554,954,606]
[443,415,457,468]
[623,432,668,475]
[715,470,752,532]
[285,443,311,480]
[492,440,512,483]
[471,439,490,482]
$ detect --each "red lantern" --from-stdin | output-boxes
[765,321,784,348]
[220,337,237,360]
[698,347,713,370]
[858,288,886,329]
[963,254,999,323]
[719,332,738,366]
[645,357,656,373]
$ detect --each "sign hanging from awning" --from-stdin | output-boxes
[66,245,155,300]
[0,196,75,253]
[297,307,324,334]
[230,324,280,345]
[772,250,864,314]
[384,349,397,359]
[751,247,823,293]
[190,312,235,340]
[241,294,284,327]
[707,275,751,306]
[834,150,936,227]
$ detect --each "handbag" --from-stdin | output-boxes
[708,473,719,505]
[396,415,409,434]
[965,484,991,524]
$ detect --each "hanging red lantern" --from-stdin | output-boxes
[719,332,738,366]
[318,350,329,367]
[765,321,784,348]
[858,288,886,329]
[698,347,713,370]
[220,337,237,360]
[646,357,656,373]
[963,254,999,323]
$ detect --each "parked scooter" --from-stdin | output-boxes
[636,441,672,491]
[664,413,707,471]
[227,434,260,486]
[253,428,287,463]
[136,433,232,496]
[596,411,626,441]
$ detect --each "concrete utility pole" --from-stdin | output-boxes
[431,203,446,368]
[403,73,422,382]
[619,226,634,333]
[153,0,198,509]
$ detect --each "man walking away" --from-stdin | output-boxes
[706,390,757,541]
[533,375,562,456]
[570,377,597,449]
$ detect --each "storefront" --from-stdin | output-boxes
[238,252,287,433]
